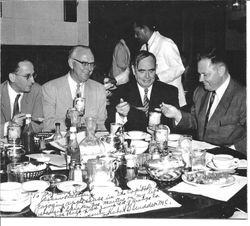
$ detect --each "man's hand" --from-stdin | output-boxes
[160,103,182,122]
[116,98,130,117]
[12,113,26,126]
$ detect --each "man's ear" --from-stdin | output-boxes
[217,63,226,77]
[68,58,73,69]
[9,73,16,82]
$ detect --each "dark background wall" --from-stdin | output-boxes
[1,0,246,87]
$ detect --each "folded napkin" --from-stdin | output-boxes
[168,139,218,150]
[169,175,247,202]
[26,153,66,167]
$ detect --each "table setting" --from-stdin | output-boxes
[0,121,247,218]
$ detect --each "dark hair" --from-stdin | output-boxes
[132,50,156,68]
[197,47,228,69]
[8,57,33,74]
[133,15,156,31]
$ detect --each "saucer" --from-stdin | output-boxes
[127,179,157,191]
[22,180,50,193]
[207,161,239,171]
[57,181,87,193]
[0,193,30,212]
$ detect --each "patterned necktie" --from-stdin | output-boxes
[143,88,149,117]
[12,94,21,118]
[203,91,216,138]
[146,43,149,51]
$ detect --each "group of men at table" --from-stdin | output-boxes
[0,19,246,155]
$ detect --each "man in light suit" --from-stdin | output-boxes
[1,58,43,138]
[133,16,186,107]
[105,51,179,132]
[42,45,107,131]
[161,48,246,154]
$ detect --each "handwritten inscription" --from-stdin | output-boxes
[30,185,181,217]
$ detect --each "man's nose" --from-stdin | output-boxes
[30,76,35,83]
[199,74,204,82]
[145,71,150,78]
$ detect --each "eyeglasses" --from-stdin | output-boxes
[72,58,95,68]
[15,73,37,80]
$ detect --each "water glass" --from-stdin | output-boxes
[136,153,152,175]
[148,111,161,130]
[155,124,169,155]
[191,149,206,171]
[178,135,192,169]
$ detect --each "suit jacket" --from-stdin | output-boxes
[141,31,186,107]
[106,79,179,132]
[177,78,246,154]
[0,81,43,138]
[42,74,107,131]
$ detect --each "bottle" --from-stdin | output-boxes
[67,126,81,164]
[68,160,76,180]
[53,122,63,141]
[73,83,85,117]
[73,164,83,182]
[22,114,35,153]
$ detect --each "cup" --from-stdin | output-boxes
[66,107,81,128]
[154,124,170,155]
[191,149,206,171]
[0,182,22,201]
[136,153,152,174]
[7,162,26,183]
[212,154,239,169]
[177,135,192,169]
[6,145,25,163]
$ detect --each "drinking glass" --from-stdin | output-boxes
[191,149,206,171]
[136,153,152,175]
[177,135,192,169]
[154,124,170,155]
[148,111,161,130]
[66,107,81,128]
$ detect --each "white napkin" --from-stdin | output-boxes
[169,175,247,202]
[26,153,66,167]
[168,139,218,150]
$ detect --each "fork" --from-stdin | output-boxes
[130,105,147,112]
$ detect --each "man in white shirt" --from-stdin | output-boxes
[133,17,186,107]
[42,45,107,131]
[161,48,246,154]
[0,58,43,138]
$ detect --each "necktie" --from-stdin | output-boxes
[146,43,149,51]
[143,88,149,117]
[12,94,21,118]
[203,91,216,138]
[76,83,80,97]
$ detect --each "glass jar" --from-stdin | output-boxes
[79,117,106,164]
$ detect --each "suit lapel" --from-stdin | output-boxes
[128,81,143,107]
[1,81,11,121]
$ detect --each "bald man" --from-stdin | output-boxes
[42,45,107,131]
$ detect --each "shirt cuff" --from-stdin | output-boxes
[115,112,127,125]
[228,144,236,150]
[4,122,9,137]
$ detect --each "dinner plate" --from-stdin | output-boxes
[57,181,87,193]
[182,174,236,188]
[207,161,239,171]
[22,180,50,193]
[126,131,151,140]
[127,179,157,190]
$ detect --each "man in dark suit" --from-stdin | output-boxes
[105,50,179,132]
[1,58,43,138]
[161,48,246,154]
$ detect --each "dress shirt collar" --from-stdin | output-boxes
[7,81,23,116]
[67,73,85,99]
[215,74,230,101]
[137,83,153,102]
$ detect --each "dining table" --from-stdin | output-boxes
[0,136,247,219]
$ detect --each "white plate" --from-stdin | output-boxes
[168,134,181,141]
[0,193,30,212]
[57,181,87,193]
[207,161,239,171]
[22,180,50,192]
[127,179,157,190]
[182,174,235,188]
[126,131,150,140]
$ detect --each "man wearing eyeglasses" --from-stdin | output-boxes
[0,58,43,138]
[42,45,107,131]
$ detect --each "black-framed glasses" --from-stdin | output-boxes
[15,73,37,80]
[72,58,95,68]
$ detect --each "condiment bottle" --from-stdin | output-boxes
[67,126,80,164]
[73,164,83,182]
[53,122,63,141]
[21,114,35,153]
[68,160,76,180]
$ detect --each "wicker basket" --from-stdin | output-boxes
[8,161,47,181]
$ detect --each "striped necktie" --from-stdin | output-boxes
[12,94,21,118]
[203,91,216,138]
[143,88,149,117]
[146,43,149,51]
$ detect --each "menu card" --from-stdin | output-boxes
[30,186,181,217]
